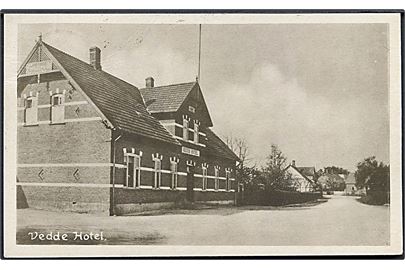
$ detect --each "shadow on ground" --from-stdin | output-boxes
[125,197,329,217]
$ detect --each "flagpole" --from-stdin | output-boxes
[198,24,202,82]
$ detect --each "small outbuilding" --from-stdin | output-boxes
[344,173,356,195]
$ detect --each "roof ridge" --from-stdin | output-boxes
[139,81,196,90]
[43,42,138,89]
[43,42,95,69]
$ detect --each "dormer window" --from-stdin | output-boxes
[51,93,65,124]
[183,118,189,140]
[24,96,38,125]
[193,121,199,144]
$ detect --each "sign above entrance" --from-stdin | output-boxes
[182,146,200,157]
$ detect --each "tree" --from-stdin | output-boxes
[261,144,295,191]
[355,156,379,188]
[355,157,390,204]
[225,135,252,185]
[323,166,349,175]
[367,163,390,193]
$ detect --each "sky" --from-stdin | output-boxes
[18,23,390,171]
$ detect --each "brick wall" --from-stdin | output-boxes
[112,131,237,208]
[17,78,237,214]
[17,79,112,214]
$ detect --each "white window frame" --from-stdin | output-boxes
[125,153,141,188]
[193,121,199,144]
[202,165,208,191]
[51,93,65,124]
[153,156,162,189]
[214,167,220,190]
[225,169,231,191]
[24,95,38,125]
[183,118,189,140]
[188,105,196,113]
[170,160,178,190]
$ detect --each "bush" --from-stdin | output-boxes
[242,189,322,206]
[360,190,389,205]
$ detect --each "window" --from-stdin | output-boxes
[51,94,65,124]
[24,96,38,125]
[125,154,141,188]
[170,161,178,189]
[183,118,189,140]
[202,166,208,190]
[154,158,162,189]
[226,170,231,191]
[26,99,33,108]
[188,106,195,113]
[193,122,199,144]
[214,167,220,190]
[52,95,63,106]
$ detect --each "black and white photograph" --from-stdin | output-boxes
[2,12,403,258]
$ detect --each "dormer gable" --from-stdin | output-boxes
[140,80,213,128]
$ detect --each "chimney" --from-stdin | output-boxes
[145,77,155,88]
[89,47,102,70]
[292,160,296,167]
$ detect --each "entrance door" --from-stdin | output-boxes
[186,166,195,202]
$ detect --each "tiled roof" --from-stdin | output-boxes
[139,82,197,113]
[42,42,180,145]
[296,166,316,177]
[205,129,239,161]
[286,165,314,183]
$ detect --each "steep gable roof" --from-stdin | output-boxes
[205,129,239,161]
[33,41,179,145]
[296,166,316,177]
[140,82,196,113]
[140,82,213,127]
[285,165,314,183]
[345,173,356,184]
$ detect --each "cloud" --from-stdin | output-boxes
[207,63,362,169]
[102,40,196,88]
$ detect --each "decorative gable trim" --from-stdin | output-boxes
[17,42,41,76]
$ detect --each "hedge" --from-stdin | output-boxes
[242,189,322,206]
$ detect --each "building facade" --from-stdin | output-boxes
[17,39,239,215]
[344,173,356,195]
[285,161,316,193]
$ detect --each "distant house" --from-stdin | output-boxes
[285,160,316,192]
[344,173,356,195]
[318,173,345,191]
